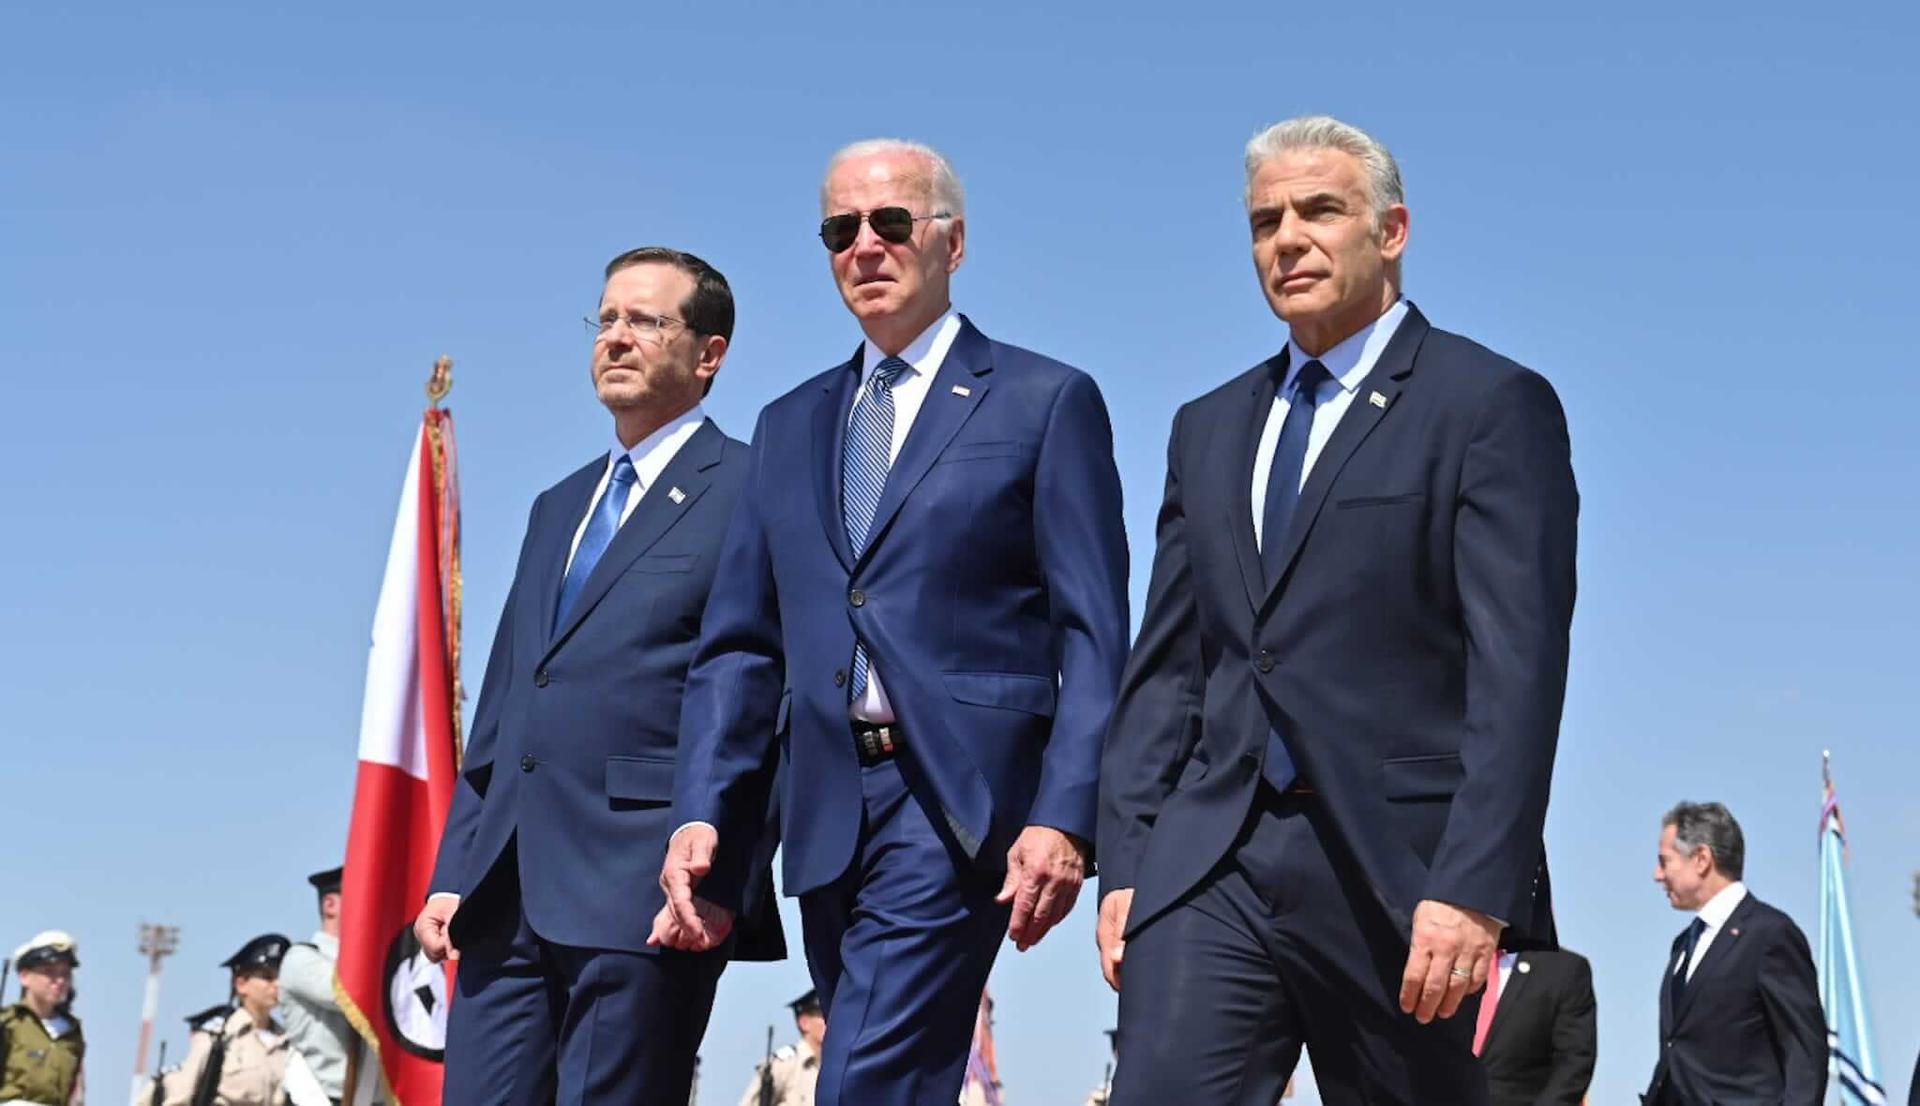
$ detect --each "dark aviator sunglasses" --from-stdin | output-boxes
[818,207,951,253]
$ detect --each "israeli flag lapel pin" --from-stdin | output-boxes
[952,384,972,397]
[667,487,686,505]
[1368,390,1389,409]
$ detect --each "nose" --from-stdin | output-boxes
[851,216,889,258]
[1273,210,1309,255]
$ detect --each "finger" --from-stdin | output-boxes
[1100,940,1122,991]
[667,870,704,935]
[1435,961,1476,1020]
[1415,950,1456,1023]
[1398,942,1427,1014]
[994,857,1022,905]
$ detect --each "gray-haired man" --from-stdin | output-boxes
[1644,801,1825,1105]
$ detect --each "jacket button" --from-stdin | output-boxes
[534,668,549,687]
[834,669,848,688]
[520,754,537,773]
[1254,650,1275,673]
[849,589,866,608]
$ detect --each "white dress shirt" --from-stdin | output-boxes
[847,308,961,723]
[564,403,710,574]
[1250,297,1410,549]
[1677,880,1748,981]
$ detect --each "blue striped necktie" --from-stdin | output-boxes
[843,356,908,700]
[554,454,636,632]
[1259,359,1330,792]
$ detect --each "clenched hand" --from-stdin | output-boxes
[995,825,1089,951]
[649,824,735,952]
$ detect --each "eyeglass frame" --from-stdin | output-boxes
[582,310,699,344]
[817,207,953,253]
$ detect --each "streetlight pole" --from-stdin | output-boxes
[133,923,180,1095]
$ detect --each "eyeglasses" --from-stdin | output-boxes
[818,207,951,253]
[584,311,690,344]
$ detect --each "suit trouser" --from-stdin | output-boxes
[1112,788,1488,1106]
[443,846,724,1106]
[799,754,1010,1106]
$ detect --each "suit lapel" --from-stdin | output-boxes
[1258,305,1432,613]
[1483,954,1530,1051]
[1230,355,1283,612]
[811,350,862,572]
[854,317,992,568]
[1673,894,1757,1023]
[531,459,606,642]
[544,420,724,653]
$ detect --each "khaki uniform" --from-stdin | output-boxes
[0,1004,84,1105]
[277,935,352,1102]
[161,1008,289,1106]
[736,1040,819,1106]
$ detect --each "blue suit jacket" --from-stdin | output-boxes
[429,419,783,958]
[674,317,1131,907]
[1098,304,1578,947]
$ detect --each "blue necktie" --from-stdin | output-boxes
[1672,917,1706,1002]
[554,455,636,632]
[1259,359,1330,792]
[843,356,908,701]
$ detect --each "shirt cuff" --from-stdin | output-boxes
[670,821,718,844]
[428,892,461,903]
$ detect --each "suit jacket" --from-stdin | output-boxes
[1098,303,1578,946]
[674,316,1131,907]
[1644,893,1826,1105]
[428,418,784,959]
[1481,949,1597,1106]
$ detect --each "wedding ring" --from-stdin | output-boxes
[1448,968,1471,979]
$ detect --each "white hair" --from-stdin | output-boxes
[822,138,966,217]
[1244,115,1404,223]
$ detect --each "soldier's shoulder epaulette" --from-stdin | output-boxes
[774,1044,797,1060]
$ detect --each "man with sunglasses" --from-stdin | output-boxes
[655,139,1130,1106]
[413,247,783,1106]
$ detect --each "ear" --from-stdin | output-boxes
[1378,204,1410,263]
[697,334,729,383]
[945,216,966,274]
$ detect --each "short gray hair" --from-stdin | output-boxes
[1663,801,1746,880]
[822,138,966,217]
[1244,115,1404,224]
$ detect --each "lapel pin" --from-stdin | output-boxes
[1368,391,1389,409]
[667,487,686,504]
[1517,960,1531,974]
[1729,927,1740,938]
[951,384,972,397]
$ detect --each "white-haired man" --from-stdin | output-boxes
[656,138,1131,1106]
[1097,114,1579,1103]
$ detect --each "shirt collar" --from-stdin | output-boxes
[860,308,961,384]
[1284,296,1409,396]
[611,404,707,493]
[1696,880,1748,929]
[311,930,338,958]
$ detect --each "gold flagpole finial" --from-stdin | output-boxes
[427,355,454,407]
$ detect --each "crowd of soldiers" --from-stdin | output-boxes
[3,867,366,1106]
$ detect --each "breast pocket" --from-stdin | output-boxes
[936,440,1035,465]
[1335,492,1425,510]
[624,553,697,575]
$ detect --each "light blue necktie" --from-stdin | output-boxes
[1259,360,1330,792]
[554,455,636,632]
[843,357,908,701]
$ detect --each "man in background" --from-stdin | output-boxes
[280,866,369,1105]
[1474,947,1596,1104]
[737,989,825,1106]
[1644,801,1824,1104]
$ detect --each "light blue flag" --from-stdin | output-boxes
[1819,752,1885,1105]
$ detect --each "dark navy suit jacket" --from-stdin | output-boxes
[673,317,1131,907]
[429,418,783,958]
[1644,893,1826,1105]
[1099,304,1578,947]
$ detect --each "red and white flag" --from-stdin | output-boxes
[337,396,463,1106]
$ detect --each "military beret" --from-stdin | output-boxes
[788,988,821,1016]
[306,866,344,895]
[221,933,290,973]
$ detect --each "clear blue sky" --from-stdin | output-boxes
[4,3,1917,1103]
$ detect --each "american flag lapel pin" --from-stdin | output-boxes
[667,487,686,504]
[1369,391,1389,409]
[952,384,972,397]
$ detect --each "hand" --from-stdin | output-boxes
[1399,899,1501,1022]
[1096,888,1132,991]
[413,896,460,964]
[995,825,1089,951]
[649,825,735,952]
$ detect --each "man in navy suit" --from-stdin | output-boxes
[1644,801,1825,1105]
[1097,115,1579,1104]
[654,139,1131,1106]
[412,247,781,1105]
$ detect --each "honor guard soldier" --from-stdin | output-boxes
[1,932,85,1106]
[164,934,294,1106]
[736,990,824,1106]
[279,867,366,1105]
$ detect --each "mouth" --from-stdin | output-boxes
[852,274,895,289]
[1278,272,1322,290]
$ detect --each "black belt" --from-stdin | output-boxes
[852,721,904,767]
